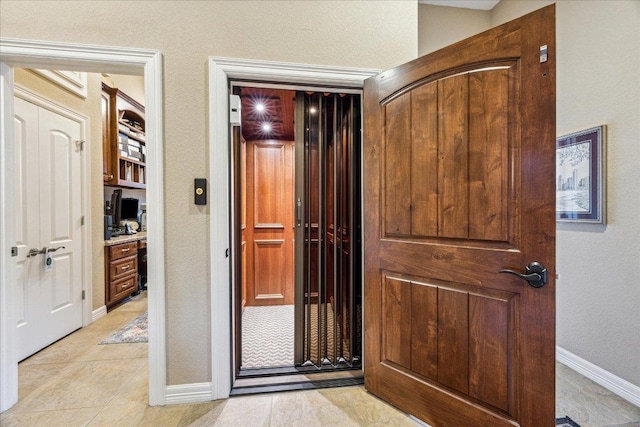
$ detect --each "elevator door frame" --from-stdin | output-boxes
[230,80,365,378]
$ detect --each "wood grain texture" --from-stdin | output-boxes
[410,82,439,237]
[437,287,469,394]
[468,69,509,241]
[410,281,438,380]
[253,142,286,227]
[383,276,411,369]
[469,294,510,411]
[384,93,412,236]
[253,239,287,299]
[363,5,556,427]
[246,140,295,306]
[438,74,469,239]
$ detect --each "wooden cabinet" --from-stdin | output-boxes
[105,241,138,307]
[101,84,118,182]
[102,83,146,189]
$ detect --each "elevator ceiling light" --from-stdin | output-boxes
[262,123,272,132]
[255,102,265,113]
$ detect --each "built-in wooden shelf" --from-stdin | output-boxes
[102,83,146,189]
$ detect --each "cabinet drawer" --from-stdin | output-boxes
[110,242,138,260]
[111,275,137,300]
[138,239,147,249]
[110,255,138,280]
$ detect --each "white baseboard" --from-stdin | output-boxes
[92,305,107,322]
[557,346,640,407]
[165,382,213,405]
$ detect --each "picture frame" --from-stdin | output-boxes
[556,125,606,223]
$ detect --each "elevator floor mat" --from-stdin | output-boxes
[242,305,294,369]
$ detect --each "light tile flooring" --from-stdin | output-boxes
[1,293,639,426]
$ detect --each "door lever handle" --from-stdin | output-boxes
[26,246,66,258]
[296,198,302,227]
[27,247,46,258]
[499,261,548,288]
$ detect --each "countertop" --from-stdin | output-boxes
[104,231,147,246]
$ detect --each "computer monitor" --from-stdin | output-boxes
[120,198,139,221]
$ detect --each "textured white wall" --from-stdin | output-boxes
[1,0,418,385]
[418,3,491,56]
[492,0,640,386]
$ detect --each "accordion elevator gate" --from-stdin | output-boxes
[232,84,362,393]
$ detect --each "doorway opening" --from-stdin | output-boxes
[0,39,166,412]
[10,68,151,406]
[231,82,363,393]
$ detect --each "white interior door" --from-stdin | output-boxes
[14,96,84,362]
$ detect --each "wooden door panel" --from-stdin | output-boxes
[438,73,469,238]
[469,293,510,411]
[253,143,286,227]
[365,6,555,426]
[410,82,439,237]
[436,286,469,394]
[410,282,438,379]
[468,69,510,241]
[246,140,295,306]
[382,276,411,368]
[253,239,287,300]
[383,65,514,243]
[384,93,411,236]
[380,272,518,416]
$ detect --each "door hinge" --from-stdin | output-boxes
[81,216,85,226]
[11,246,18,257]
[229,95,241,126]
[82,290,86,300]
[75,140,85,151]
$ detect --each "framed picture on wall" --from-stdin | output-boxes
[556,125,606,223]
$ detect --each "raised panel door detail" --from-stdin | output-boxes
[253,142,286,228]
[382,66,513,244]
[49,130,74,241]
[253,239,286,300]
[14,98,39,347]
[468,293,510,411]
[246,140,295,306]
[15,262,28,327]
[380,272,516,414]
[14,115,28,247]
[50,254,72,312]
[14,96,84,361]
[365,7,556,426]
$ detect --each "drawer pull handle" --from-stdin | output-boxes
[121,248,130,252]
[121,266,129,270]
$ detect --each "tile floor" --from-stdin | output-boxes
[1,293,639,426]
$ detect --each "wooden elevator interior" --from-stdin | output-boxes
[233,84,362,374]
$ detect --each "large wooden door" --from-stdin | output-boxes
[363,6,555,427]
[245,139,295,306]
[14,95,84,361]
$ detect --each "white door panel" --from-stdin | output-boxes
[14,98,40,359]
[14,96,83,362]
[13,98,39,252]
